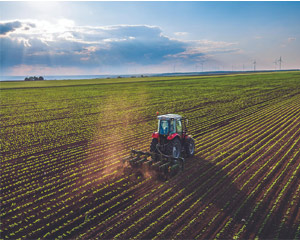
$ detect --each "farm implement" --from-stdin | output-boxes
[123,113,195,180]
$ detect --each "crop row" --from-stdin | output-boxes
[81,93,300,239]
[1,72,299,239]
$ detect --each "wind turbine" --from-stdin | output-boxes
[253,60,256,71]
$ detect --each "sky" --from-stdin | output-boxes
[0,1,300,76]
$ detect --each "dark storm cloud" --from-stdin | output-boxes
[0,21,36,35]
[89,26,186,65]
[0,21,22,35]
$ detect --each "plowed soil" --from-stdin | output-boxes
[1,72,300,239]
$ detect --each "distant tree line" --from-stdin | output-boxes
[24,76,44,81]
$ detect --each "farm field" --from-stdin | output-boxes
[1,71,300,239]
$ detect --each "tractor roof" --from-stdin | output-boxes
[157,114,182,120]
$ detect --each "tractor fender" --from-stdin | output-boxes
[152,132,159,139]
[167,133,180,141]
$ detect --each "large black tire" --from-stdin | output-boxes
[185,137,195,157]
[150,138,159,161]
[150,138,158,152]
[167,138,182,158]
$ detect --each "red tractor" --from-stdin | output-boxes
[151,113,195,159]
[123,114,195,179]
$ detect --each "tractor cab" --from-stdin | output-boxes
[157,114,184,137]
[151,113,194,160]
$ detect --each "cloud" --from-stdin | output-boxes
[288,37,296,42]
[174,32,188,36]
[0,19,239,74]
[166,39,239,64]
[281,37,297,48]
[1,21,185,68]
[0,20,36,36]
[254,36,263,40]
[0,21,22,35]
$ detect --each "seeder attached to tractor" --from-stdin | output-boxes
[123,113,195,180]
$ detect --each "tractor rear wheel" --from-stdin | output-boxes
[167,138,182,158]
[185,137,195,157]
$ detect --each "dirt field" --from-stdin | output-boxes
[1,72,300,239]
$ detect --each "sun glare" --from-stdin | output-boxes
[25,1,64,21]
[27,1,60,13]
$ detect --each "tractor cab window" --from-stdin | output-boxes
[176,119,182,134]
[158,120,169,135]
[170,119,176,134]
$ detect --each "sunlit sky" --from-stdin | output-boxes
[1,1,300,76]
